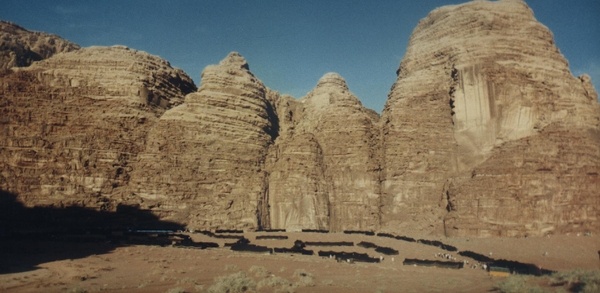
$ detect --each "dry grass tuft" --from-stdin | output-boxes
[224,264,240,271]
[249,265,269,278]
[207,271,256,293]
[292,269,315,288]
[550,269,600,293]
[257,275,291,289]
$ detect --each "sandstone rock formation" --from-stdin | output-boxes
[0,20,80,69]
[0,46,196,213]
[1,0,599,237]
[126,52,277,230]
[265,73,381,232]
[381,0,600,236]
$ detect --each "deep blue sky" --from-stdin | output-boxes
[2,0,598,112]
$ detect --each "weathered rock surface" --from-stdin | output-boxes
[444,125,600,237]
[126,52,277,230]
[381,0,600,236]
[265,73,381,232]
[0,20,80,69]
[0,46,196,213]
[26,46,196,111]
[1,0,599,237]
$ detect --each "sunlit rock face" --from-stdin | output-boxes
[0,46,196,212]
[265,72,381,232]
[0,20,80,69]
[126,52,279,230]
[381,0,600,236]
[1,0,599,237]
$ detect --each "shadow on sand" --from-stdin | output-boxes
[0,190,185,274]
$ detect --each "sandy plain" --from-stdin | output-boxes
[1,232,598,293]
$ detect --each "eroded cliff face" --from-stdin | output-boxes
[1,0,599,237]
[0,46,196,212]
[126,53,277,230]
[265,73,381,232]
[381,0,599,236]
[0,21,80,69]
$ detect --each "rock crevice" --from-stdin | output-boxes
[1,0,599,237]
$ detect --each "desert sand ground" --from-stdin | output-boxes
[1,232,598,293]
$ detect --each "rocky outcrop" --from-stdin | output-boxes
[444,125,600,237]
[381,0,600,236]
[126,52,277,230]
[0,46,196,212]
[0,20,80,69]
[265,73,381,232]
[26,45,196,111]
[1,0,599,237]
[266,133,330,231]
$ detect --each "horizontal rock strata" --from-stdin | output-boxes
[0,20,80,69]
[381,0,600,236]
[266,73,381,232]
[0,46,196,214]
[1,0,599,237]
[126,52,277,230]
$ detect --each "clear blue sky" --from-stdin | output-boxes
[2,0,598,112]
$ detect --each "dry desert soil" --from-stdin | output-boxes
[1,232,599,293]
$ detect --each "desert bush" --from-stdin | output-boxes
[138,279,152,288]
[322,279,334,286]
[292,269,312,279]
[69,287,87,293]
[493,275,529,293]
[224,264,240,271]
[493,275,557,293]
[249,265,269,278]
[165,287,186,293]
[177,277,198,285]
[274,287,295,293]
[292,269,315,288]
[207,271,256,293]
[551,269,600,293]
[257,276,291,288]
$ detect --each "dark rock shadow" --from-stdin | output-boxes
[0,190,185,274]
